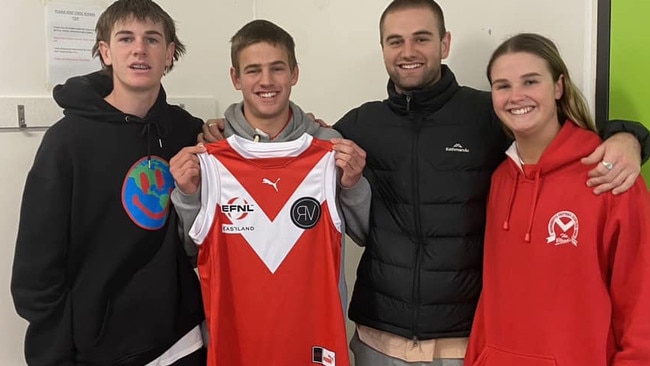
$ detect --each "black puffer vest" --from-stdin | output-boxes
[335,66,508,340]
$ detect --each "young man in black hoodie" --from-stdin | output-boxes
[11,1,205,365]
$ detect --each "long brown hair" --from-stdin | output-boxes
[487,33,596,132]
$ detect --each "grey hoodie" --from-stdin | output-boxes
[171,101,371,307]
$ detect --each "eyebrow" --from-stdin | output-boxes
[490,78,508,85]
[242,60,288,71]
[114,30,164,37]
[521,72,542,78]
[491,72,542,85]
[413,30,434,37]
[384,30,434,42]
[384,34,403,43]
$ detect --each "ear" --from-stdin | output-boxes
[555,74,564,100]
[230,66,242,90]
[290,65,299,86]
[98,41,113,66]
[165,42,175,68]
[441,31,451,60]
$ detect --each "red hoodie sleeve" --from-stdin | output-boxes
[606,179,650,365]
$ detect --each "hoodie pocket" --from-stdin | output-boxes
[472,346,557,366]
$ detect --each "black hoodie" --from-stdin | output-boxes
[11,71,204,365]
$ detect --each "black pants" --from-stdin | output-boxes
[170,348,206,366]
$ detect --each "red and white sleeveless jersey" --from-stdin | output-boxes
[190,133,349,366]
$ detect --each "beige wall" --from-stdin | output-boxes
[0,0,596,363]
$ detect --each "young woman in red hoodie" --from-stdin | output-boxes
[464,33,650,366]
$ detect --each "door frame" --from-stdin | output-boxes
[595,0,610,128]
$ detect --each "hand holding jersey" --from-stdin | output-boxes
[196,118,367,190]
[170,144,206,195]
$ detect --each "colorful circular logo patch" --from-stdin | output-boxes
[121,156,174,230]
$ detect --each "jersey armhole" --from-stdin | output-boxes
[189,153,220,245]
[324,151,342,233]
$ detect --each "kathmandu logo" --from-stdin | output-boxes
[445,143,470,153]
[221,197,255,221]
[546,210,579,247]
[262,177,280,192]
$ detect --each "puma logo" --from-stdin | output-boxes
[262,178,280,192]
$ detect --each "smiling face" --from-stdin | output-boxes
[380,6,450,94]
[230,42,298,129]
[489,52,564,140]
[98,16,174,96]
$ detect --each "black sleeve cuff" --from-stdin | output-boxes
[599,119,650,164]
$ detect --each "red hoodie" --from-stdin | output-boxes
[464,121,650,366]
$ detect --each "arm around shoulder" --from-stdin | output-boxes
[600,119,650,163]
[332,108,360,139]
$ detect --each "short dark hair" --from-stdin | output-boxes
[230,19,297,75]
[379,0,446,43]
[91,0,186,74]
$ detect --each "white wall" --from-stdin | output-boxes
[0,0,596,364]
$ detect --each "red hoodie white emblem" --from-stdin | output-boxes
[546,210,579,246]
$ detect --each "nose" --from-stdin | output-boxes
[509,84,526,101]
[259,68,272,86]
[132,37,147,56]
[402,39,416,58]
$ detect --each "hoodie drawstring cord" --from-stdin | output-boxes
[138,121,166,168]
[502,173,519,231]
[502,165,542,243]
[524,169,542,243]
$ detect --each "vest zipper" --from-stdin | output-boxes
[407,93,424,342]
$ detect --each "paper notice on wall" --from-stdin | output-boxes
[46,2,104,87]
